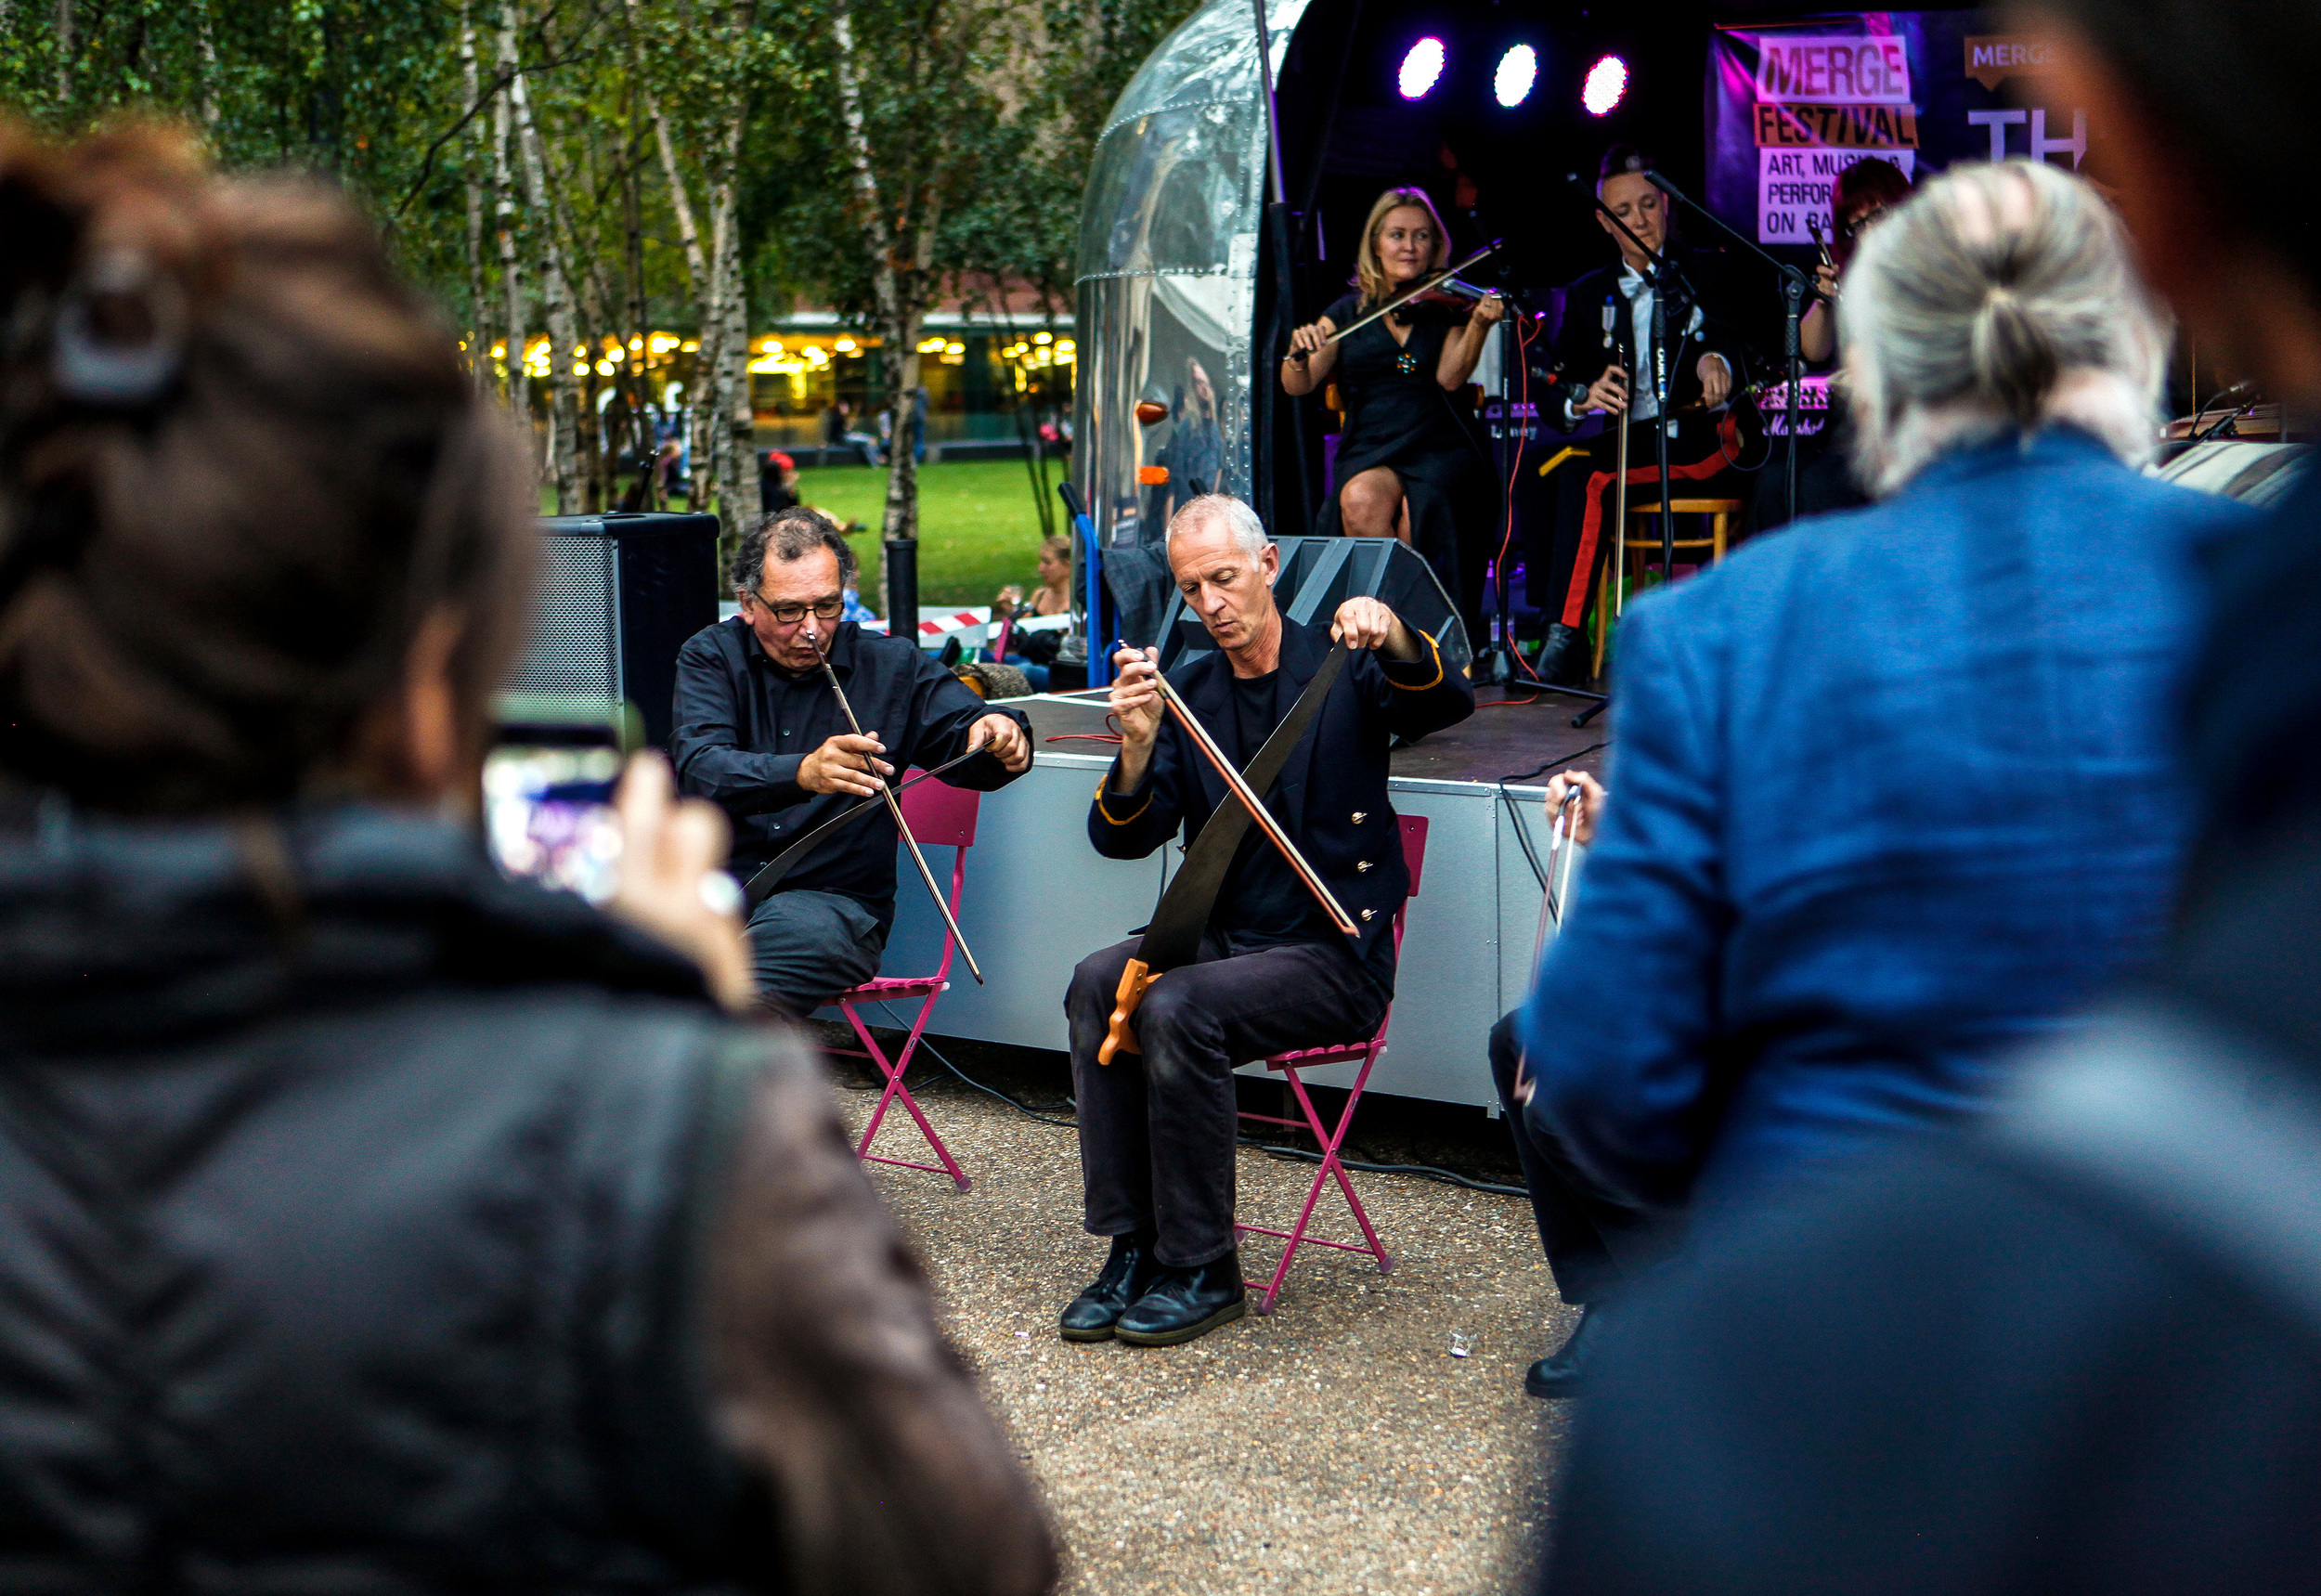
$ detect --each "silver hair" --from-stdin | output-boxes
[1839,159,2170,498]
[1165,493,1271,562]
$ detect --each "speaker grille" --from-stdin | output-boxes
[511,534,618,697]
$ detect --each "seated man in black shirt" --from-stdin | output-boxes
[673,508,1031,1014]
[1060,494,1473,1346]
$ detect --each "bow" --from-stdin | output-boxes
[1097,642,1353,1064]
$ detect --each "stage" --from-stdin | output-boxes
[821,686,1610,1112]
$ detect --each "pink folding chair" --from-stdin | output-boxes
[1234,813,1429,1314]
[832,776,980,1191]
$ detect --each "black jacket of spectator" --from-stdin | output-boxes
[672,617,1029,927]
[0,800,1055,1593]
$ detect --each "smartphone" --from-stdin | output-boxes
[484,703,629,904]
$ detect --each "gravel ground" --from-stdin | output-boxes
[823,1035,1579,1595]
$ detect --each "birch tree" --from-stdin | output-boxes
[512,59,583,511]
[492,9,530,430]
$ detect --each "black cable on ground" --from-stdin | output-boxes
[1238,1135,1529,1198]
[865,1006,1081,1129]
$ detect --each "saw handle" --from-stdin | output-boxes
[1097,958,1156,1065]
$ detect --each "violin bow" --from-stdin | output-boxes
[818,658,985,984]
[742,745,988,909]
[1096,642,1354,1066]
[1288,240,1504,363]
[1149,674,1357,936]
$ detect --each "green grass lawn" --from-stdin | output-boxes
[555,458,1059,615]
[790,460,1061,614]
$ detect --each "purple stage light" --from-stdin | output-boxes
[1582,54,1629,116]
[1494,45,1538,108]
[1398,37,1446,100]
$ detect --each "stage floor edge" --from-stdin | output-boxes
[817,688,1610,1111]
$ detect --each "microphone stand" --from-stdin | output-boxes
[1560,173,1686,729]
[1640,168,1817,532]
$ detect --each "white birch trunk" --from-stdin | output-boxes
[492,8,529,431]
[459,4,494,397]
[512,66,583,513]
[830,0,920,552]
[714,115,755,546]
[197,6,218,125]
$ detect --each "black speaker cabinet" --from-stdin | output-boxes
[1153,537,1472,675]
[508,513,720,750]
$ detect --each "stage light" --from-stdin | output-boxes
[1397,37,1446,100]
[1494,45,1537,108]
[1582,54,1629,116]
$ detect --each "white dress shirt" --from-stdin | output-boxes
[1565,262,1730,426]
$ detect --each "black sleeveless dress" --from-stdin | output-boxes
[1313,291,1494,643]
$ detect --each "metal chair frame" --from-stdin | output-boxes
[832,778,979,1192]
[1234,813,1429,1314]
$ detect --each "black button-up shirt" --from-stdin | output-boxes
[671,618,1030,932]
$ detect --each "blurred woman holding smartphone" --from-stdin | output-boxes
[0,123,1051,1596]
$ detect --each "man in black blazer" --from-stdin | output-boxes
[1534,144,1752,685]
[1058,494,1473,1346]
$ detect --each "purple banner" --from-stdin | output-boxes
[1708,13,2100,247]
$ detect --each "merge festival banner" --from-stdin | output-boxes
[1707,15,2094,249]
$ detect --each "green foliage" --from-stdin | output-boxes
[0,0,1199,335]
[0,0,1199,533]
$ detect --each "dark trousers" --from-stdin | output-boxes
[1487,1011,1655,1305]
[746,888,886,1017]
[1533,419,1739,629]
[1067,933,1387,1269]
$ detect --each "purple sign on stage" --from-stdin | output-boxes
[1707,14,2101,249]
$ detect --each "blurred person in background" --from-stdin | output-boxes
[1482,771,1659,1398]
[1518,158,2259,1396]
[0,124,1053,1596]
[992,533,1074,691]
[1755,154,1917,526]
[1545,5,2321,1590]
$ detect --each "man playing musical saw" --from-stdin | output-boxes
[673,507,1031,1015]
[1060,494,1473,1346]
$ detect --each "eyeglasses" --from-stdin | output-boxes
[1838,204,1889,240]
[751,592,847,627]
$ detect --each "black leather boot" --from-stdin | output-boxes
[1115,1252,1247,1347]
[1058,1231,1160,1342]
[1537,622,1589,687]
[1524,1304,1601,1398]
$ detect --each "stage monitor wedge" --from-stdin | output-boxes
[507,512,720,751]
[1154,536,1472,677]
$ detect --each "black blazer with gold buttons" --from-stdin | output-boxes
[1087,614,1473,960]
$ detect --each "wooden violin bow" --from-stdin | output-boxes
[819,657,985,985]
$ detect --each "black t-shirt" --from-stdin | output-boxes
[1218,668,1392,989]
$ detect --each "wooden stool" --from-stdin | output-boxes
[1591,499,1743,678]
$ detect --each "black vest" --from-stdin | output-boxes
[0,802,770,1590]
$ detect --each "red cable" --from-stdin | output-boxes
[1044,710,1125,746]
[1497,315,1549,684]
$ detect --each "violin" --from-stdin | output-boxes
[1289,241,1504,362]
[1389,276,1503,325]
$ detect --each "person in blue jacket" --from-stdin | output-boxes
[1517,158,2260,1395]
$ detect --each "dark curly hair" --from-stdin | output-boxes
[730,505,857,598]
